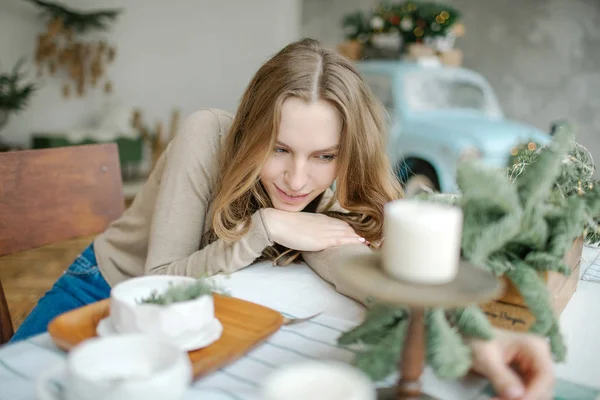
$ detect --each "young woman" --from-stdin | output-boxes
[11,38,553,399]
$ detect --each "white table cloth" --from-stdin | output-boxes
[1,246,600,400]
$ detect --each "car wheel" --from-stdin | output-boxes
[403,174,438,198]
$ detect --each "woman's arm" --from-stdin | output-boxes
[302,244,374,305]
[301,188,376,304]
[144,110,273,277]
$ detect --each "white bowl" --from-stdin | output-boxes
[37,334,192,400]
[109,276,218,344]
[262,361,376,400]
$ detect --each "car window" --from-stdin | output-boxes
[362,74,395,112]
[405,72,487,112]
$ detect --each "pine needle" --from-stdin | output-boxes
[516,128,570,211]
[452,306,495,340]
[506,265,554,335]
[426,309,472,379]
[524,252,570,274]
[458,162,521,213]
[353,318,409,381]
[548,321,567,362]
[338,303,408,346]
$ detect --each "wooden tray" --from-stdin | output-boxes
[47,294,284,379]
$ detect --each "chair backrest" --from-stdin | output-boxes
[0,143,125,343]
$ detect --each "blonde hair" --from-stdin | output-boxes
[206,38,403,263]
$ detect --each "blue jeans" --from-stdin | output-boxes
[9,244,111,342]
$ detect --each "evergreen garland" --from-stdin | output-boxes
[339,123,600,381]
[342,1,462,49]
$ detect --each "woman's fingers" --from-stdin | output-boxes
[519,341,555,400]
[328,235,368,247]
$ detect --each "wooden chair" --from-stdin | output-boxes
[0,144,125,344]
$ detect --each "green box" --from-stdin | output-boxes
[31,133,144,166]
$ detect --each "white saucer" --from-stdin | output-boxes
[96,316,223,352]
[36,361,67,400]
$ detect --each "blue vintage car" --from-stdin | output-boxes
[355,59,551,194]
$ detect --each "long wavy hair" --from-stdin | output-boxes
[205,38,403,264]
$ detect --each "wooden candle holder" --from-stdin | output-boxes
[339,254,503,400]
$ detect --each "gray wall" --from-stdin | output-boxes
[303,0,600,177]
[0,0,301,146]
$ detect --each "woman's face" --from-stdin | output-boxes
[259,97,341,212]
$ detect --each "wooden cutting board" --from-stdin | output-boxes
[47,294,284,379]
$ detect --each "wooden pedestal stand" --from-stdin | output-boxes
[339,254,503,400]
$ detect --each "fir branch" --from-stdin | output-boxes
[583,185,600,219]
[546,196,586,258]
[586,229,600,246]
[509,122,600,245]
[483,253,514,276]
[138,279,218,306]
[451,306,495,340]
[585,217,600,245]
[338,304,408,346]
[515,128,570,211]
[426,309,472,379]
[457,161,524,263]
[512,206,549,250]
[507,155,537,184]
[548,321,567,362]
[506,265,554,336]
[524,252,570,274]
[458,162,521,213]
[353,318,409,381]
[555,131,596,199]
[464,212,523,265]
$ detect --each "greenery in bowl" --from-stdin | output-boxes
[137,278,225,306]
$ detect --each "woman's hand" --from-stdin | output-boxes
[261,208,365,251]
[468,329,555,400]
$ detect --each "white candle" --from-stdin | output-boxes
[261,361,375,400]
[382,200,463,284]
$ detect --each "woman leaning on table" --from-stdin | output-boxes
[11,38,554,399]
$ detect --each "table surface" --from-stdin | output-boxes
[1,246,599,400]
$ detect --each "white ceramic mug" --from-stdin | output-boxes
[262,361,376,400]
[36,334,192,400]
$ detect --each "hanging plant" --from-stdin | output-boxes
[0,59,37,149]
[0,59,37,112]
[27,0,122,98]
